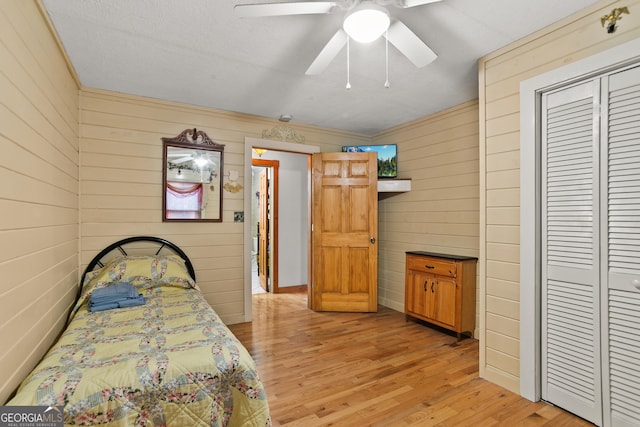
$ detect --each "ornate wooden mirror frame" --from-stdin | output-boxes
[162,128,225,222]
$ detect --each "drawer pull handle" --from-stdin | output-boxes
[423,281,428,292]
[431,282,436,293]
[425,265,435,269]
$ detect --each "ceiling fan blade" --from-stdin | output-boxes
[234,2,337,18]
[385,21,437,68]
[173,157,193,164]
[399,0,442,7]
[305,29,348,75]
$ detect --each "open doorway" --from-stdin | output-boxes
[251,158,279,294]
[243,137,320,321]
[250,150,309,295]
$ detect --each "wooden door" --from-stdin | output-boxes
[310,152,378,312]
[258,168,269,292]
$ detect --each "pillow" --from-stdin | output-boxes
[83,255,196,293]
[71,255,196,320]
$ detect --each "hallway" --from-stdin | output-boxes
[251,254,266,294]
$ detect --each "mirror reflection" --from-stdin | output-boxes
[162,129,224,222]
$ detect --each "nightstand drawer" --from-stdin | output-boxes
[406,255,456,277]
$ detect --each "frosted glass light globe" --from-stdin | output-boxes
[343,4,390,43]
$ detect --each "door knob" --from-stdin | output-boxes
[633,279,640,290]
[370,237,376,244]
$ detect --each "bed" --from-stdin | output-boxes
[8,236,270,426]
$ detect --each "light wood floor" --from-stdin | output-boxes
[229,291,594,427]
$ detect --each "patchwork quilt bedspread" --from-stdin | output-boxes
[8,256,270,427]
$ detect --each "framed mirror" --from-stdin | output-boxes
[162,128,224,222]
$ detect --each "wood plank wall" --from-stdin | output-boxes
[79,88,370,325]
[478,0,640,393]
[0,1,79,403]
[372,101,480,335]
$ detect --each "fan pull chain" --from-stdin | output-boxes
[384,30,390,88]
[346,36,351,90]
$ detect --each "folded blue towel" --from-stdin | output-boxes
[117,295,146,308]
[90,283,138,305]
[89,283,146,312]
[89,302,120,312]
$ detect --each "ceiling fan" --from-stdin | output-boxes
[168,151,214,168]
[234,0,441,75]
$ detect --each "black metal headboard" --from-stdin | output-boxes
[80,236,196,295]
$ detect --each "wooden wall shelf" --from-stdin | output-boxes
[378,179,411,199]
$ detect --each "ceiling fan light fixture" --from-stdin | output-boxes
[343,3,390,43]
[194,157,208,167]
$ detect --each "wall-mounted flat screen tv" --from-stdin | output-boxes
[341,144,397,178]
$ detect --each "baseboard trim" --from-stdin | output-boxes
[277,285,307,293]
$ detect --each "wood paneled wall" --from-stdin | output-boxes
[79,88,369,325]
[372,101,480,334]
[0,1,79,403]
[478,0,640,393]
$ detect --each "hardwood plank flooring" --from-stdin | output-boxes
[229,291,593,427]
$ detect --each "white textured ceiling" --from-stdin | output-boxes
[42,0,600,135]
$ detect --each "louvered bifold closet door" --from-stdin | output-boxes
[541,80,602,425]
[602,66,640,427]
